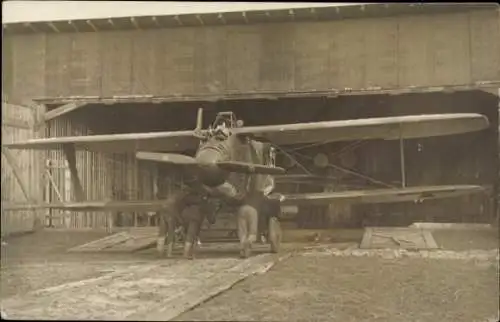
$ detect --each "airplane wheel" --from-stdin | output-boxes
[268,217,282,253]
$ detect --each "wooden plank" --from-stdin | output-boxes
[397,14,434,87]
[45,169,64,202]
[131,30,157,95]
[258,23,295,92]
[2,118,30,129]
[132,253,290,321]
[42,102,87,123]
[155,27,195,96]
[193,27,227,95]
[359,227,373,249]
[10,34,46,103]
[427,12,471,86]
[421,229,439,249]
[31,81,500,105]
[362,227,438,250]
[329,19,366,90]
[293,22,330,91]
[100,31,133,96]
[1,147,33,202]
[469,9,500,82]
[102,236,157,252]
[364,17,398,88]
[62,144,85,202]
[44,33,72,97]
[68,32,102,96]
[225,25,261,92]
[67,232,130,252]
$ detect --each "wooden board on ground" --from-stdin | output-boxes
[1,252,290,320]
[360,227,439,250]
[67,228,158,253]
[67,226,238,253]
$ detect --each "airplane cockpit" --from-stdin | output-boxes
[212,111,241,128]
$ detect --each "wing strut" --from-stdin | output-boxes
[399,124,406,188]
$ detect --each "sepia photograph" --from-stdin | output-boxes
[1,1,499,321]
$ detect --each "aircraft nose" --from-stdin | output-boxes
[195,148,226,187]
[196,148,220,166]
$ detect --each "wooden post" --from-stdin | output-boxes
[399,124,406,188]
[64,160,72,228]
[33,102,48,229]
[62,143,85,202]
[496,87,500,225]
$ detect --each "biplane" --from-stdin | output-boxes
[2,108,489,258]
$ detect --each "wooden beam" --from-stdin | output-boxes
[32,82,500,105]
[242,11,248,24]
[151,16,160,27]
[41,102,87,124]
[1,147,34,202]
[23,22,38,33]
[47,21,60,33]
[130,17,141,30]
[217,13,226,24]
[68,20,79,32]
[174,15,183,26]
[196,14,204,25]
[45,169,64,202]
[399,128,406,188]
[62,144,85,202]
[86,20,98,32]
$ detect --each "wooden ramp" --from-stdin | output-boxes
[67,226,238,253]
[360,227,439,250]
[68,227,158,253]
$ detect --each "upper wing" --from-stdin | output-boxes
[4,113,487,152]
[3,130,200,153]
[270,185,485,206]
[233,113,489,146]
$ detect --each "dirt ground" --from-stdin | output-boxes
[177,228,499,322]
[1,228,498,321]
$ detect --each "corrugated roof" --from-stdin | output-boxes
[2,3,497,35]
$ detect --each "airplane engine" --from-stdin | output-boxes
[195,144,230,187]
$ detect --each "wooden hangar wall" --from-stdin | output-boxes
[3,8,499,102]
[1,6,499,230]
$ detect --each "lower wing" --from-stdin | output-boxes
[269,185,486,206]
[2,185,485,212]
[1,200,173,212]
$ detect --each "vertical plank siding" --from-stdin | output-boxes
[43,115,158,229]
[1,104,42,237]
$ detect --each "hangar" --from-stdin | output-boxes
[2,3,499,236]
